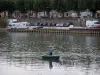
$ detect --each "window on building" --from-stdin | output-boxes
[60,14,62,16]
[94,22,100,24]
[66,13,68,16]
[15,12,19,17]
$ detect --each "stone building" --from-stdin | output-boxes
[64,10,78,18]
[0,11,8,18]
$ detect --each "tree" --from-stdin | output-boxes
[15,0,27,13]
[0,0,100,18]
[6,0,15,16]
[0,0,7,12]
[53,0,68,17]
[40,0,52,17]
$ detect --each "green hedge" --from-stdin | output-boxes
[0,18,8,28]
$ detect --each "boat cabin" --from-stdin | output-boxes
[86,20,100,28]
[8,19,17,25]
[8,21,29,29]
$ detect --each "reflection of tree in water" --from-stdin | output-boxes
[78,55,97,75]
[61,54,94,75]
[85,56,92,75]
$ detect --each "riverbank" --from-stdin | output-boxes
[4,27,99,36]
[0,18,100,35]
[0,18,8,28]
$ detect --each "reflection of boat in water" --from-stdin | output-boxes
[49,61,53,69]
[48,60,61,69]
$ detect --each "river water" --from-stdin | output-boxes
[0,32,100,75]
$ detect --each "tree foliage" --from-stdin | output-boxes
[53,0,68,12]
[0,0,100,13]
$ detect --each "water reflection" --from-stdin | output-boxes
[0,32,100,75]
[49,61,53,69]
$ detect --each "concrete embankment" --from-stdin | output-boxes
[5,27,100,35]
[17,18,86,27]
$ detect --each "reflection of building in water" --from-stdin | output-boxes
[68,36,73,41]
[9,33,29,41]
[85,36,97,46]
[85,36,99,54]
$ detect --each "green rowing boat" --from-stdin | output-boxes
[42,56,60,61]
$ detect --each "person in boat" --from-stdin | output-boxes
[49,47,52,56]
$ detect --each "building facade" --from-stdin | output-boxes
[0,9,96,19]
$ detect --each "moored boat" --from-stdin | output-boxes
[86,20,100,28]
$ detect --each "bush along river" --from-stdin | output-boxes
[0,32,100,75]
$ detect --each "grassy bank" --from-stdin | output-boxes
[0,18,8,28]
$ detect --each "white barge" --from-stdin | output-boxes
[86,20,100,28]
[8,19,30,29]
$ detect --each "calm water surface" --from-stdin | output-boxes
[0,32,100,75]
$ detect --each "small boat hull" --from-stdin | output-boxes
[42,56,60,61]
